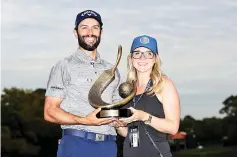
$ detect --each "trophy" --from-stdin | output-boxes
[88,45,136,118]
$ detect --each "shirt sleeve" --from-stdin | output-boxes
[112,69,123,103]
[45,61,66,98]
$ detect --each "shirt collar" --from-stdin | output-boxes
[74,49,102,64]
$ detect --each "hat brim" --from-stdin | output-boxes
[131,46,157,55]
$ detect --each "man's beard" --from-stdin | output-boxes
[77,33,101,51]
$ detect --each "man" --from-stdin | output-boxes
[44,10,121,157]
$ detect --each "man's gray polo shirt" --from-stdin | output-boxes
[45,49,121,135]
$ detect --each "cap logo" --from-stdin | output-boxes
[140,36,149,44]
[81,10,97,17]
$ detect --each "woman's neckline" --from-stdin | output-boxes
[135,92,146,96]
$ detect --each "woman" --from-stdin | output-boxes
[116,35,180,157]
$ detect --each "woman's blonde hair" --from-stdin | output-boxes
[127,54,166,95]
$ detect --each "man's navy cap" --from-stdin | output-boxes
[75,10,103,28]
[130,35,158,55]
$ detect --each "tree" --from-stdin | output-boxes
[219,95,237,145]
[1,88,61,157]
[194,117,223,143]
[220,95,237,117]
[180,115,196,133]
[180,115,224,147]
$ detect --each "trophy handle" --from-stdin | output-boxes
[88,45,136,109]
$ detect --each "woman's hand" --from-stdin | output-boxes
[109,119,127,128]
[119,107,149,124]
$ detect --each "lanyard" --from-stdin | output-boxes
[132,80,151,108]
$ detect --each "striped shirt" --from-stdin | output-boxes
[45,49,121,135]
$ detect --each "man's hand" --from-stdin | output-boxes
[83,108,115,126]
[109,119,127,128]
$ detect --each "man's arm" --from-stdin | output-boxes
[44,96,114,125]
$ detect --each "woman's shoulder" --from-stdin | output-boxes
[162,76,176,88]
[155,77,179,105]
[159,76,178,96]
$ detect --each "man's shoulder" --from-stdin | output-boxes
[52,53,75,67]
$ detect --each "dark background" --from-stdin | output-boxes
[1,88,237,157]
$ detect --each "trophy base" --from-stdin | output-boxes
[97,109,132,118]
